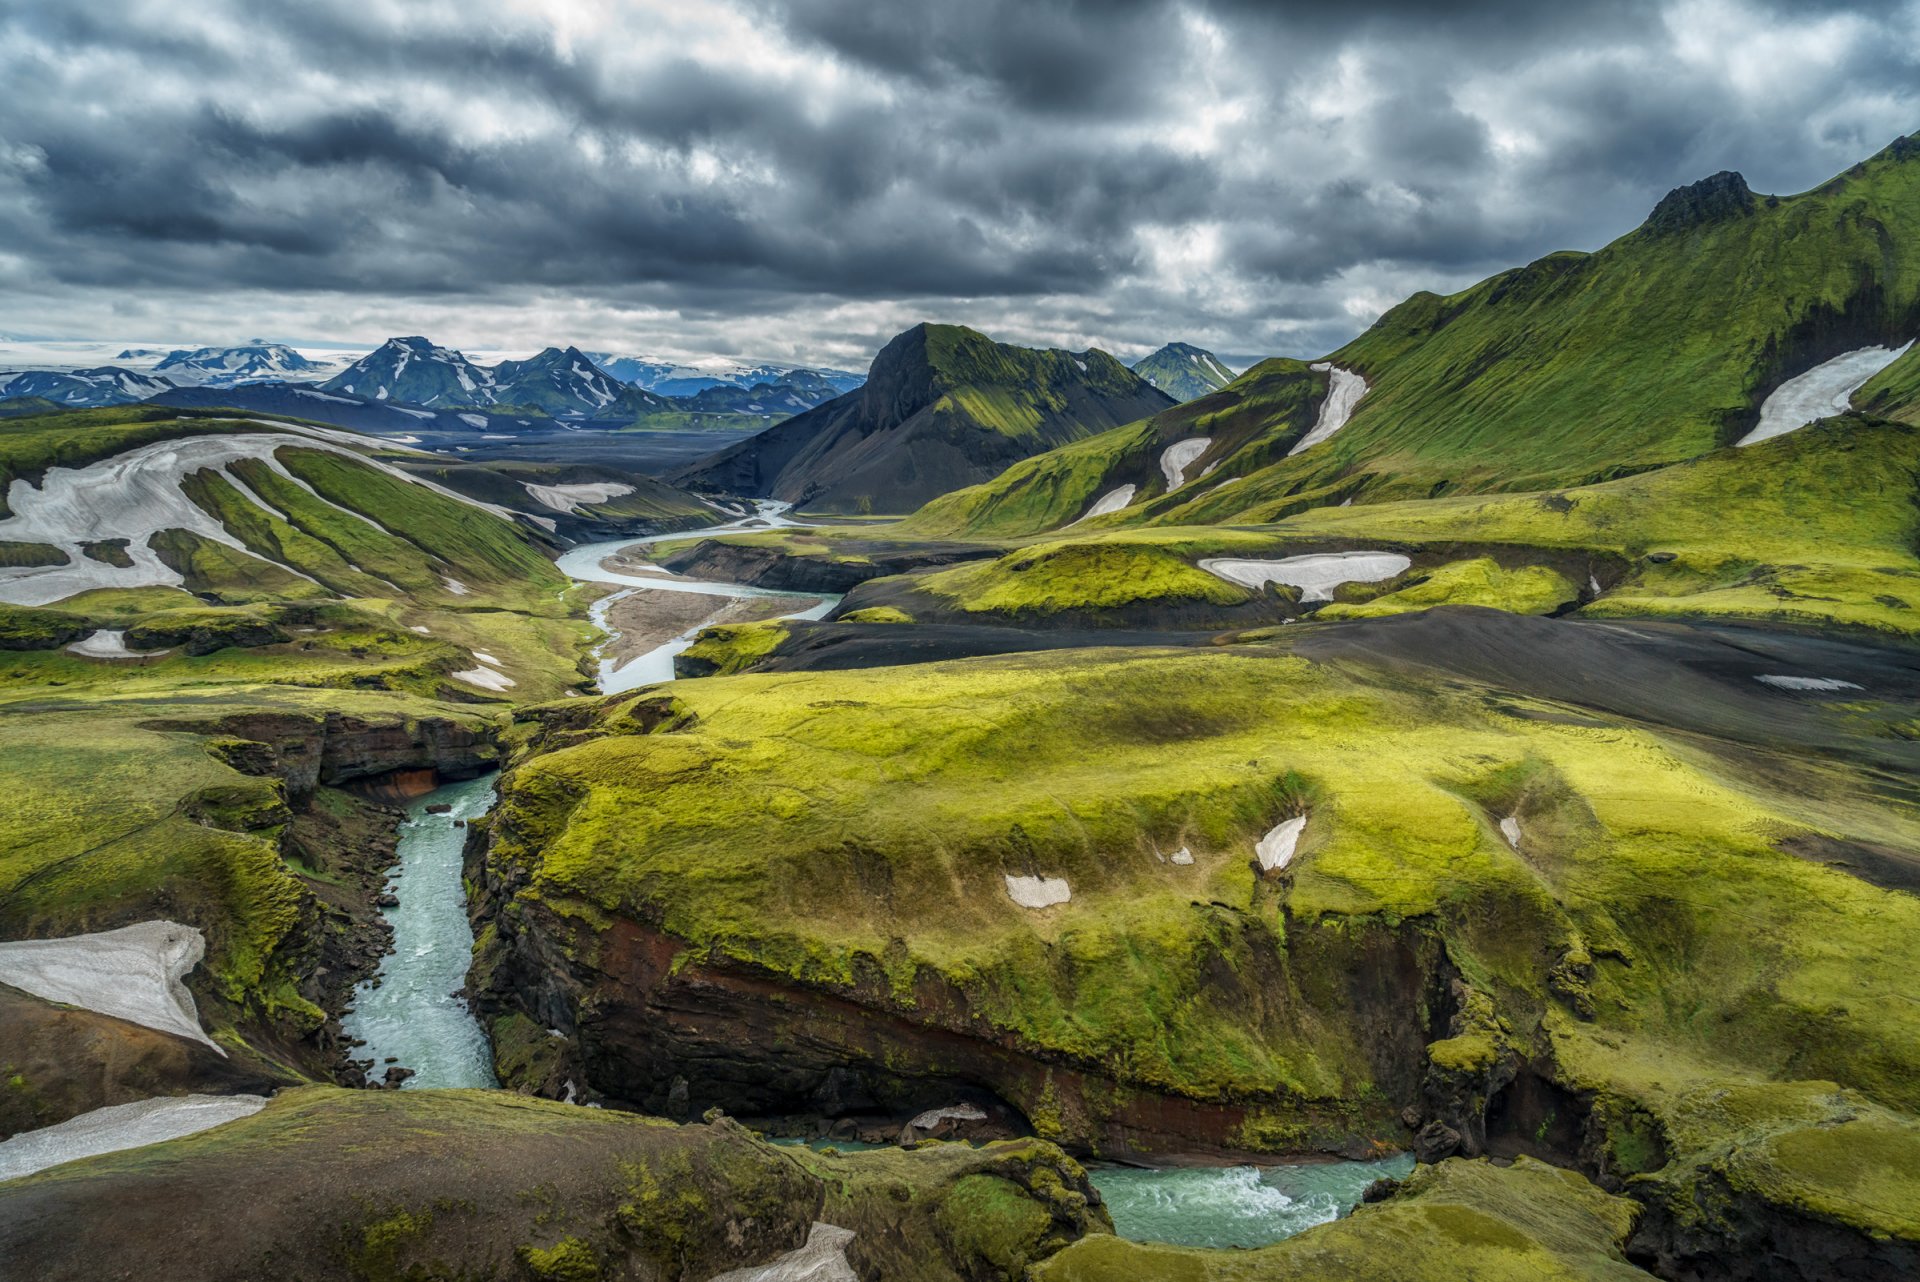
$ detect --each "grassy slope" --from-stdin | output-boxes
[1272,416,1920,637]
[893,135,1920,547]
[488,639,1920,1206]
[901,360,1326,539]
[844,417,1920,639]
[1174,134,1920,513]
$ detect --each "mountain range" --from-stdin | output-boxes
[590,354,865,398]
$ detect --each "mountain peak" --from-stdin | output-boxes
[1131,341,1235,401]
[1644,170,1756,234]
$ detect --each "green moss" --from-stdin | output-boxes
[0,540,68,567]
[677,621,789,676]
[916,539,1253,616]
[1320,558,1579,619]
[936,1173,1057,1273]
[518,1236,602,1282]
[840,606,915,623]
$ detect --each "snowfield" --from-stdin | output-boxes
[1071,484,1135,525]
[1256,816,1306,871]
[1737,341,1913,446]
[0,1095,269,1182]
[1199,551,1410,602]
[1159,437,1211,489]
[1287,363,1369,456]
[0,921,223,1051]
[1004,874,1072,908]
[524,481,636,514]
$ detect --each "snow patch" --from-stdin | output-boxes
[1738,342,1913,446]
[0,1094,267,1183]
[1169,846,1195,866]
[1159,437,1211,489]
[1756,674,1863,692]
[1071,484,1135,525]
[1500,817,1522,850]
[1199,551,1410,602]
[66,629,170,659]
[1287,363,1369,455]
[452,666,515,692]
[1004,874,1071,908]
[524,481,636,514]
[0,921,222,1051]
[292,388,358,405]
[709,1223,858,1282]
[471,650,501,666]
[458,412,488,428]
[1255,816,1306,872]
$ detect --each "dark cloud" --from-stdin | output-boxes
[0,0,1915,366]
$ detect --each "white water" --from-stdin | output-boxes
[1737,342,1913,446]
[1092,1153,1414,1249]
[556,499,838,693]
[341,777,499,1089]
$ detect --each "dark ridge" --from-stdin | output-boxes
[1644,170,1756,234]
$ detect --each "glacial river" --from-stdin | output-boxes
[340,775,500,1089]
[352,503,1409,1248]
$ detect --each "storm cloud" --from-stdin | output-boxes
[1,0,1916,367]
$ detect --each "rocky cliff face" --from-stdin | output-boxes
[471,863,1453,1162]
[176,708,501,798]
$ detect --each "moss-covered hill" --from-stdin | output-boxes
[899,133,1920,543]
[817,416,1919,641]
[0,1087,1109,1281]
[475,623,1920,1271]
[671,323,1174,515]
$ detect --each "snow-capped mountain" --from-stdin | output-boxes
[589,352,865,398]
[321,336,499,408]
[681,369,847,416]
[321,338,666,418]
[488,347,667,417]
[1130,342,1237,402]
[0,366,175,406]
[588,356,727,396]
[152,342,328,387]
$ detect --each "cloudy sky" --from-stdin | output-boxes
[2,0,1917,369]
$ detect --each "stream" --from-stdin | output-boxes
[342,500,1409,1248]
